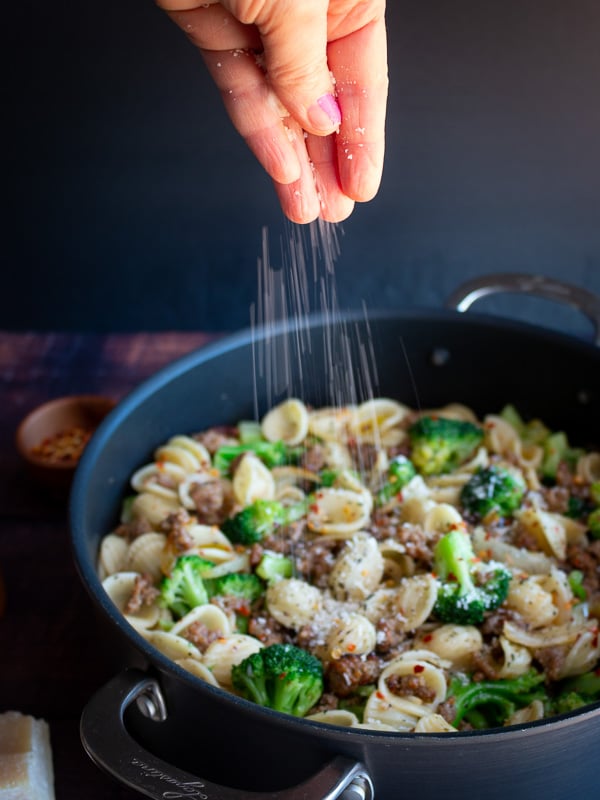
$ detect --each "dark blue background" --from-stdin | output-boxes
[5,1,600,338]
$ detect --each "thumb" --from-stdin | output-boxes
[227,0,341,135]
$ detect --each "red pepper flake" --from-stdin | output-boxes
[413,664,425,674]
[346,643,357,652]
[30,426,93,465]
[422,634,433,643]
[376,691,385,700]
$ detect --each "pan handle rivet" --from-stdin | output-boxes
[340,774,374,800]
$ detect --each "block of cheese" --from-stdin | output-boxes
[0,712,55,800]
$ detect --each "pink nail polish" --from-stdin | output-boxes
[308,93,342,130]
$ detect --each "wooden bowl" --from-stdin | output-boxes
[16,395,116,492]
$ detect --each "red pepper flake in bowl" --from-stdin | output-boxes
[30,425,94,465]
[16,395,116,492]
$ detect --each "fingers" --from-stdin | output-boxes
[225,0,342,136]
[200,48,303,186]
[329,16,388,202]
[272,124,355,224]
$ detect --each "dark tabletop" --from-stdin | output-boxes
[0,331,218,799]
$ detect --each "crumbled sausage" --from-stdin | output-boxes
[385,673,437,703]
[192,426,238,454]
[114,516,153,542]
[326,655,380,698]
[189,479,233,525]
[183,621,222,652]
[160,510,194,552]
[533,645,568,681]
[247,613,289,646]
[124,573,159,614]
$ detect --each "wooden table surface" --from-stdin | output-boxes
[0,331,219,799]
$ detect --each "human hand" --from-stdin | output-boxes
[155,0,388,223]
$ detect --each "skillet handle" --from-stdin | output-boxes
[446,273,600,346]
[80,668,374,800]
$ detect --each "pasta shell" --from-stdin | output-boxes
[154,445,202,473]
[517,507,567,560]
[329,532,384,601]
[171,604,231,637]
[98,533,129,578]
[165,435,211,466]
[232,452,275,506]
[175,658,219,686]
[307,488,372,538]
[127,532,167,580]
[266,578,323,630]
[144,630,202,661]
[102,571,159,631]
[261,398,309,446]
[130,491,180,529]
[395,574,439,632]
[203,634,263,687]
[349,398,410,441]
[496,635,532,679]
[308,406,354,442]
[307,710,360,728]
[416,624,482,671]
[130,462,186,498]
[327,612,376,659]
[363,691,417,732]
[413,713,456,733]
[377,654,447,718]
[506,700,545,726]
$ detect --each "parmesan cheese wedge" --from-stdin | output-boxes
[0,712,55,800]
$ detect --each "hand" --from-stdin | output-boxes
[156,0,388,223]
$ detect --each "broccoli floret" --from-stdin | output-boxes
[231,643,324,717]
[590,482,600,507]
[222,499,307,545]
[159,555,215,618]
[446,669,546,729]
[546,670,600,717]
[213,440,300,474]
[375,455,417,505]
[460,465,525,519]
[588,508,600,539]
[205,572,264,602]
[433,529,511,625]
[255,551,294,583]
[408,416,484,475]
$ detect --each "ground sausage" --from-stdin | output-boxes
[326,654,380,698]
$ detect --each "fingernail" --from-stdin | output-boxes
[308,93,342,131]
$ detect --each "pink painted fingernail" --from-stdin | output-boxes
[308,93,342,130]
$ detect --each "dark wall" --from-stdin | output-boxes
[5,1,600,338]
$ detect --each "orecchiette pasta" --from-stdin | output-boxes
[97,398,600,734]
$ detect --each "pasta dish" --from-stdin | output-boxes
[97,398,600,732]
